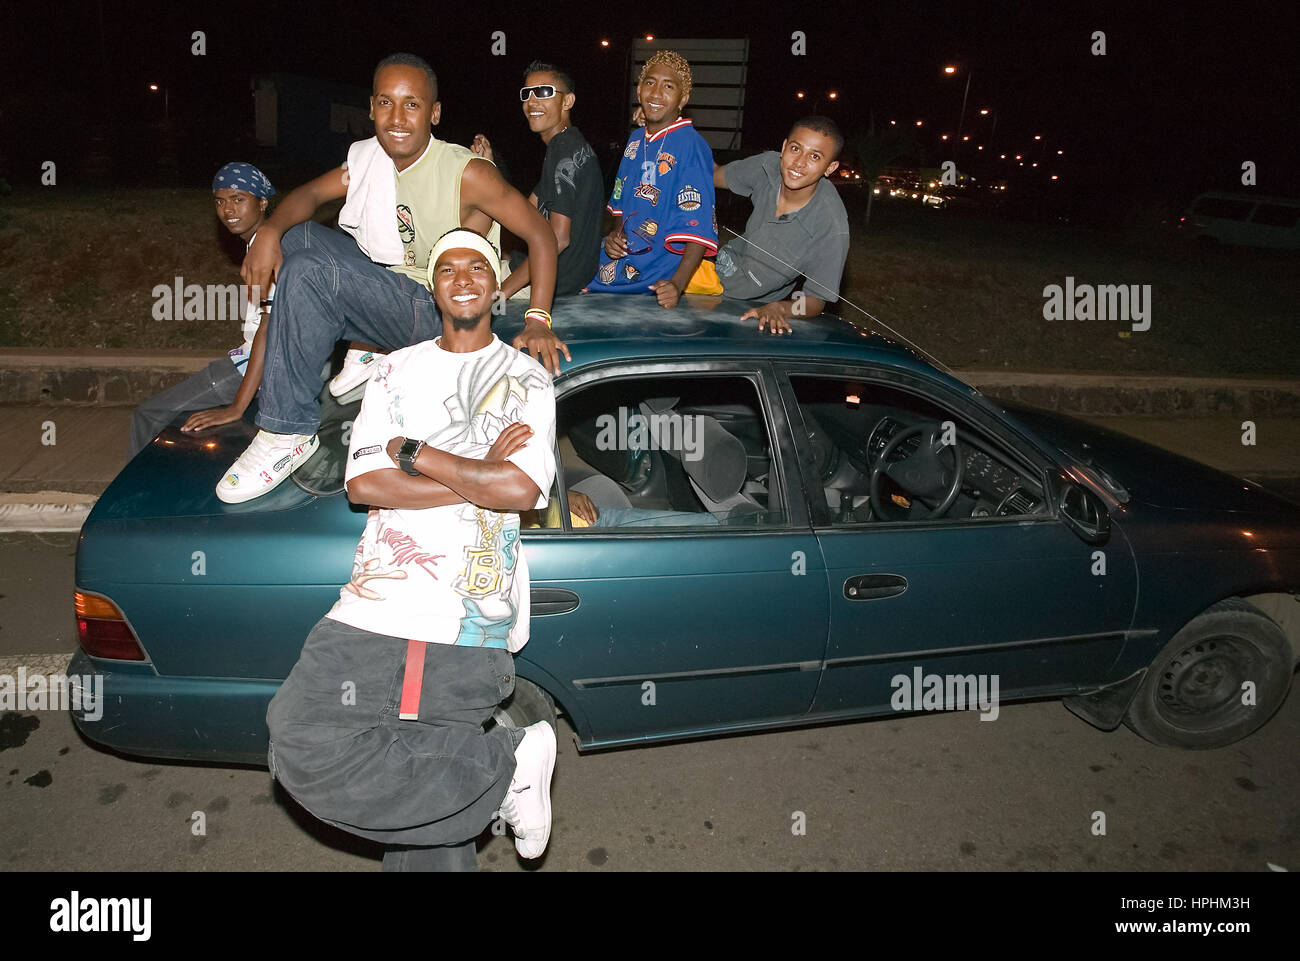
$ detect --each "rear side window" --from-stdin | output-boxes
[556,374,785,530]
[1250,203,1300,228]
[1191,197,1254,220]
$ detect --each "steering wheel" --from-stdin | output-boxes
[869,422,965,520]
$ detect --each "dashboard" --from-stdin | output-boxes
[860,415,1046,518]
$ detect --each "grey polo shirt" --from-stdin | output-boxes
[716,151,850,304]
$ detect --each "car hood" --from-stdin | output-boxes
[998,401,1300,516]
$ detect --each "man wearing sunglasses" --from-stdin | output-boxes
[472,62,603,298]
[585,50,718,308]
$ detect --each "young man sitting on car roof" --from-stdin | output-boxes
[129,162,277,456]
[711,116,851,335]
[471,60,605,299]
[216,52,567,506]
[585,50,719,308]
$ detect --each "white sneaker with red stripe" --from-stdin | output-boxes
[216,430,319,504]
[328,348,383,398]
[495,721,556,859]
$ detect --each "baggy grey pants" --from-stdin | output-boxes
[129,357,244,456]
[267,615,525,871]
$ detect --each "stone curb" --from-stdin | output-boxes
[4,350,1298,415]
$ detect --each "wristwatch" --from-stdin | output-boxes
[395,438,425,476]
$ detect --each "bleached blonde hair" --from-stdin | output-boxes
[639,50,693,100]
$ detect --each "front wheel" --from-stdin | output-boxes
[1124,599,1294,749]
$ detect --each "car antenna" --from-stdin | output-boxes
[718,226,954,375]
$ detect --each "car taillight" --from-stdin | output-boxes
[74,591,146,660]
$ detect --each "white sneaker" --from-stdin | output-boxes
[328,348,382,397]
[216,430,319,504]
[495,721,556,859]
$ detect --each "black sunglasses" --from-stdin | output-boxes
[519,84,558,101]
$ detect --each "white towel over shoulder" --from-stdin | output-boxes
[338,137,404,265]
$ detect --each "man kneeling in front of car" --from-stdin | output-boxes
[266,228,558,871]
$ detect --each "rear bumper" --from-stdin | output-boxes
[68,649,279,766]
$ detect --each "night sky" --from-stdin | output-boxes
[3,0,1296,218]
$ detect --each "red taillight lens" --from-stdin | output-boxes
[74,591,146,660]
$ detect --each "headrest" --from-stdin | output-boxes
[681,417,747,501]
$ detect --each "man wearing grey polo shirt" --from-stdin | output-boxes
[713,116,850,335]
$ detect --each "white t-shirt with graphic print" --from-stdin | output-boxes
[328,335,556,652]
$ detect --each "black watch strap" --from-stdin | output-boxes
[396,438,424,476]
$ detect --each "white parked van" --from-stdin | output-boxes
[1180,192,1300,249]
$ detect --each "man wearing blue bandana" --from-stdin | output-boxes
[129,162,277,455]
[586,50,717,308]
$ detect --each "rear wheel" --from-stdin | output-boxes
[492,677,557,732]
[1124,599,1293,749]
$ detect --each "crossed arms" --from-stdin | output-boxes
[347,423,541,512]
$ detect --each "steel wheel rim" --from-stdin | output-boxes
[1154,634,1259,730]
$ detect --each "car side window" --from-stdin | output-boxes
[552,374,785,530]
[790,375,1047,526]
[519,472,565,530]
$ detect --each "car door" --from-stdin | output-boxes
[517,360,829,749]
[775,362,1138,718]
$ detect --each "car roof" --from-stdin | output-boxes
[503,292,975,396]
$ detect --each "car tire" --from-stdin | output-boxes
[1124,599,1294,749]
[492,677,558,732]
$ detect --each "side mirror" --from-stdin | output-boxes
[1058,482,1110,545]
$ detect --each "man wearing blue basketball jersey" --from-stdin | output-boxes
[586,50,717,309]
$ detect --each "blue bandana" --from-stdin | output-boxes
[212,162,275,198]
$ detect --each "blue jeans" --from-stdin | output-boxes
[129,357,243,456]
[266,615,525,871]
[257,223,443,435]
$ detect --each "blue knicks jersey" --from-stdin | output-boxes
[587,118,718,292]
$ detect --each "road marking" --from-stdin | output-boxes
[0,495,96,532]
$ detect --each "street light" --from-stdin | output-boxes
[148,82,168,121]
[942,63,972,146]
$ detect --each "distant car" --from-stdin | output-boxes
[70,296,1300,763]
[1179,192,1300,249]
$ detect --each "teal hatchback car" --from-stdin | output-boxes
[71,295,1300,762]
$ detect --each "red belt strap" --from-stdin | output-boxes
[399,639,425,720]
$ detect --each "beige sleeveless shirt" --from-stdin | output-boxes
[391,137,503,284]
